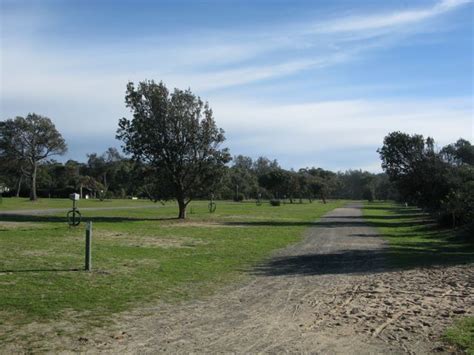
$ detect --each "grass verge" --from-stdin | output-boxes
[444,317,474,355]
[363,201,474,268]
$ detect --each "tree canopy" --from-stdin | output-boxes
[379,132,473,231]
[0,114,67,200]
[116,80,231,218]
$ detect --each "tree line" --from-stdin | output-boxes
[378,132,473,231]
[0,142,394,204]
[1,80,472,228]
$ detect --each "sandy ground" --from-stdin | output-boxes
[2,203,472,354]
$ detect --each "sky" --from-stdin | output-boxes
[1,0,473,172]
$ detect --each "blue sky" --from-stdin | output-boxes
[1,0,473,171]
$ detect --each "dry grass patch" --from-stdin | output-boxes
[0,221,43,231]
[161,221,248,228]
[97,231,207,248]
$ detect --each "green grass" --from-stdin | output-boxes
[0,197,159,210]
[0,198,344,341]
[363,201,474,268]
[444,317,474,354]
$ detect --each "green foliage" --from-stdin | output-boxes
[0,114,67,200]
[270,199,281,206]
[116,80,231,218]
[258,169,288,199]
[363,187,374,202]
[443,317,474,354]
[233,193,245,202]
[378,132,473,230]
[335,169,376,200]
[226,155,259,199]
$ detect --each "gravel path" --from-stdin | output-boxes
[70,202,472,354]
[4,202,472,353]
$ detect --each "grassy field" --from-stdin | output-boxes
[444,317,474,355]
[443,317,474,355]
[0,197,159,210]
[363,201,474,268]
[0,197,343,342]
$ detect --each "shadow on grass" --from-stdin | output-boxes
[325,214,425,220]
[0,214,178,224]
[223,220,428,228]
[364,204,420,214]
[254,203,473,277]
[0,268,81,273]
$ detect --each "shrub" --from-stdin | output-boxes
[363,188,374,202]
[233,193,245,202]
[270,199,281,206]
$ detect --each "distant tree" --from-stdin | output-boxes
[308,176,328,203]
[378,131,451,210]
[440,139,474,166]
[253,156,280,177]
[0,114,67,200]
[362,187,374,202]
[285,171,300,203]
[302,167,338,203]
[335,170,374,200]
[379,132,473,230]
[258,169,287,199]
[86,147,125,199]
[227,155,259,200]
[117,80,231,219]
[373,173,399,201]
[0,154,24,197]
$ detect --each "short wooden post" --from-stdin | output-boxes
[85,222,92,271]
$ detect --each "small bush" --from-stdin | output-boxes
[270,199,281,206]
[363,188,374,202]
[233,193,245,202]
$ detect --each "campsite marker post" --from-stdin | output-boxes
[85,222,92,271]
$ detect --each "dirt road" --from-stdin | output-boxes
[66,202,472,354]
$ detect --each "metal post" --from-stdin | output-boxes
[85,222,92,271]
[72,199,76,226]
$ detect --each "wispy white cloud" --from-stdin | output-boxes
[1,0,472,169]
[210,96,472,171]
[314,0,471,33]
[213,97,472,148]
[2,0,471,95]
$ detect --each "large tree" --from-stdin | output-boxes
[0,114,67,200]
[117,80,231,219]
[378,132,474,229]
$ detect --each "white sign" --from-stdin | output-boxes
[69,193,80,201]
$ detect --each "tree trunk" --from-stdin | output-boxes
[15,175,23,197]
[320,193,326,204]
[30,163,37,201]
[178,198,187,219]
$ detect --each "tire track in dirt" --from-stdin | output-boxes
[78,202,397,353]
